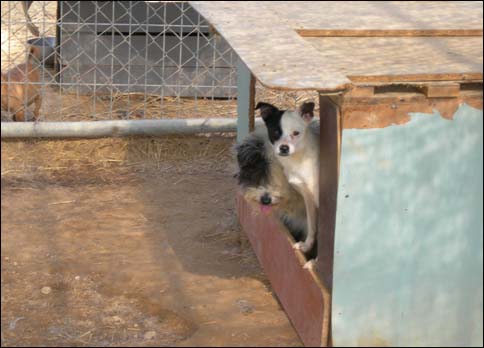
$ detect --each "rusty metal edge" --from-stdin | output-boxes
[317,95,343,347]
[237,192,327,347]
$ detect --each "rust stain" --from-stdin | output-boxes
[339,91,483,129]
[237,192,326,347]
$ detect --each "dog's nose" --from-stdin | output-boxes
[279,144,289,154]
[260,194,272,205]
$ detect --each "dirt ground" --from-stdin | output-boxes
[1,136,302,347]
[1,4,311,344]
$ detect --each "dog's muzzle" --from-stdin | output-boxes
[279,144,290,156]
[260,193,272,205]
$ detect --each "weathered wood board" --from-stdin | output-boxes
[304,37,483,83]
[189,1,352,92]
[190,1,483,91]
[268,1,483,33]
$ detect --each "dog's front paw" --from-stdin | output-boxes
[303,258,318,270]
[293,241,312,253]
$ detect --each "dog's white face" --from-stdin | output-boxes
[275,111,308,156]
[256,102,315,157]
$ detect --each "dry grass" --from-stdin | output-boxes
[1,135,236,186]
[0,134,255,267]
[36,88,239,121]
[34,85,318,121]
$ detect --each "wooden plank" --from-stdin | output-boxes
[317,95,343,347]
[190,1,483,91]
[348,86,375,98]
[340,90,483,129]
[189,1,351,92]
[421,83,460,98]
[269,1,483,32]
[296,29,484,37]
[304,36,483,84]
[237,193,326,347]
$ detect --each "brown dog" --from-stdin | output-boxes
[1,47,41,121]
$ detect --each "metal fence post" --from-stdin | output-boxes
[236,58,255,141]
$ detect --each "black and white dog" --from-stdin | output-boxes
[236,126,313,252]
[256,101,320,268]
[235,103,319,263]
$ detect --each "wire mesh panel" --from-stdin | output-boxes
[58,2,236,97]
[1,1,238,122]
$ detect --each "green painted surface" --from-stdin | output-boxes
[333,104,483,346]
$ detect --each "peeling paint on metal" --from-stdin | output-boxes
[333,104,483,346]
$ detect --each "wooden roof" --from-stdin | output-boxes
[189,1,483,92]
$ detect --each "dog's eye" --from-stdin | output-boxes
[293,131,300,136]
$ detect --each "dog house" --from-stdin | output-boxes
[56,1,235,97]
[191,1,483,346]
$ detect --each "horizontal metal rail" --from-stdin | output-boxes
[1,118,264,139]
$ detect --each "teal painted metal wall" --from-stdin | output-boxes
[332,104,483,346]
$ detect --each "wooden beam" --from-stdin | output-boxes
[339,89,483,128]
[421,83,460,98]
[348,73,483,84]
[296,29,484,37]
[348,86,375,98]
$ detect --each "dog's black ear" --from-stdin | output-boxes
[255,102,279,120]
[299,101,315,123]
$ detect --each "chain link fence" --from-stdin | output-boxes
[1,1,239,122]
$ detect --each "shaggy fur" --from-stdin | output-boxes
[236,126,317,259]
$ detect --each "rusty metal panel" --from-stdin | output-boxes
[317,95,343,347]
[237,194,325,347]
[332,104,483,346]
